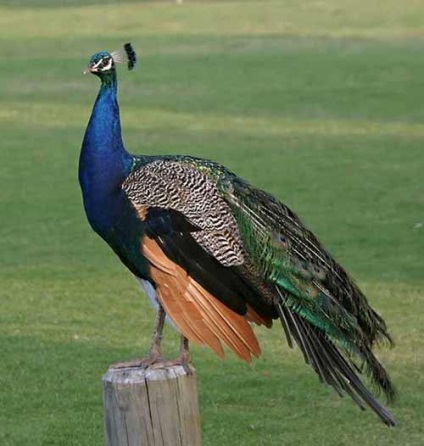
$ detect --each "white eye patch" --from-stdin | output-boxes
[92,57,113,72]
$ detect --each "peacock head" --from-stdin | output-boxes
[86,51,115,77]
[85,43,137,79]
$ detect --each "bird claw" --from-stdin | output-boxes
[109,346,163,370]
[110,354,193,375]
[109,334,192,374]
[109,356,162,370]
[153,351,193,375]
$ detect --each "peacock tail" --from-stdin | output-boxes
[79,44,396,426]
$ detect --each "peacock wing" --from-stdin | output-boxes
[122,159,270,362]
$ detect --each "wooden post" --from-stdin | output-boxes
[102,365,201,446]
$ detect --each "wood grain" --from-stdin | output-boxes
[103,365,201,446]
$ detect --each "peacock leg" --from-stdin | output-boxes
[179,335,190,366]
[110,305,166,369]
[149,334,193,375]
[147,303,166,360]
[177,335,193,375]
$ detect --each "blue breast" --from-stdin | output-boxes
[79,75,149,278]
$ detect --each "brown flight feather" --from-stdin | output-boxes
[142,236,261,362]
[246,305,273,328]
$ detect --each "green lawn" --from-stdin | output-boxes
[1,1,423,445]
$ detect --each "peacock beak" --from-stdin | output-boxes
[83,65,96,74]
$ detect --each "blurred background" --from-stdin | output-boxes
[1,1,423,445]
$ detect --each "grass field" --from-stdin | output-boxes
[1,1,424,444]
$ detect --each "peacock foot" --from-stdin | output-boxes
[109,357,160,370]
[150,351,193,375]
[109,344,163,370]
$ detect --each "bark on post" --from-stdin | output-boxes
[102,365,201,446]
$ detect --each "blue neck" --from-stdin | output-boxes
[79,74,132,234]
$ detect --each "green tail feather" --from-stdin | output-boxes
[233,204,365,350]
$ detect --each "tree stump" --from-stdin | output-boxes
[102,365,201,446]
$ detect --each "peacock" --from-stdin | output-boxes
[79,43,396,426]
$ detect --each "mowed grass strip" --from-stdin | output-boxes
[1,1,423,445]
[1,0,424,39]
[4,101,424,138]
